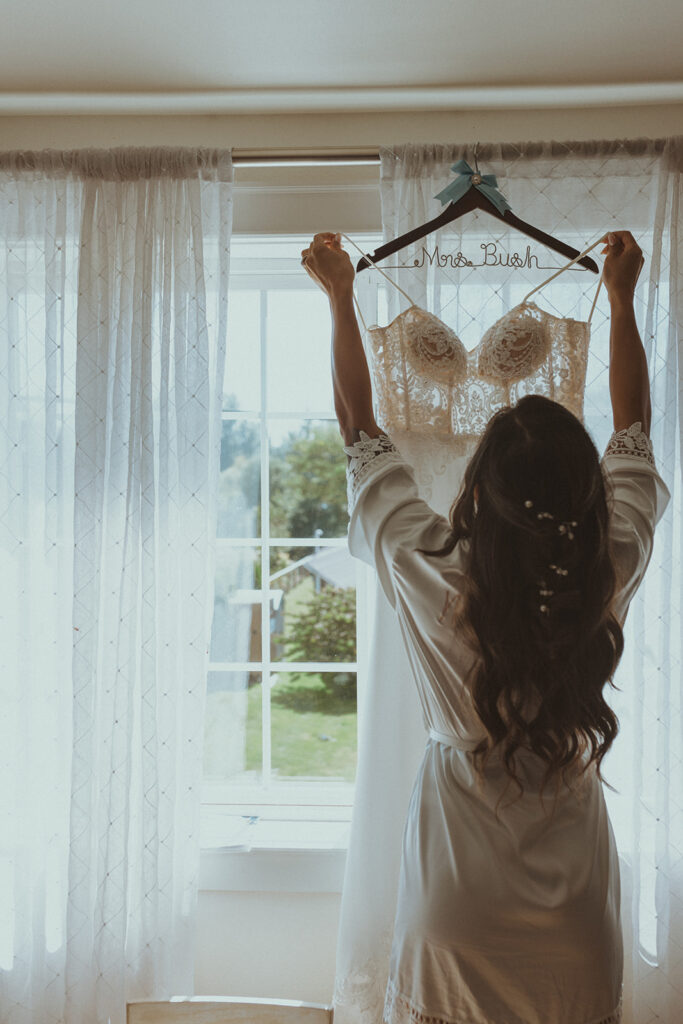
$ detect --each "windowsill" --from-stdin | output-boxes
[199,845,348,894]
[198,804,350,893]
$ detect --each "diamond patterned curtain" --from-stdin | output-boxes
[0,146,232,1024]
[334,136,682,1024]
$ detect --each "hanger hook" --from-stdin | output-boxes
[473,141,480,175]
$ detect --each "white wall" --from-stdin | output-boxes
[3,100,681,1003]
[195,891,340,1004]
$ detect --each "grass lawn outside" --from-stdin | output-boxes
[202,569,358,782]
[246,672,357,781]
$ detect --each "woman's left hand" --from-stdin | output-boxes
[301,232,355,299]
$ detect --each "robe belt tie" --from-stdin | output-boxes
[428,727,482,752]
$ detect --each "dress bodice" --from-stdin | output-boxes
[366,300,590,457]
[338,231,601,502]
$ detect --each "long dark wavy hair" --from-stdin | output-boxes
[418,395,624,815]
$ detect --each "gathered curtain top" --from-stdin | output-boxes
[0,145,234,181]
[381,135,683,180]
[0,137,681,184]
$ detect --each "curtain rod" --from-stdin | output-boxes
[234,151,380,165]
[233,138,670,166]
[0,140,670,174]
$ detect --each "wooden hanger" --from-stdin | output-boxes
[355,158,599,276]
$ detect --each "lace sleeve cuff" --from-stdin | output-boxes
[343,430,407,516]
[603,422,655,467]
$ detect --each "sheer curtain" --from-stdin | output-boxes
[0,147,232,1024]
[334,137,682,1024]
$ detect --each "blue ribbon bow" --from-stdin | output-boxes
[434,158,511,216]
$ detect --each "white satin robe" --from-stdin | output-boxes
[344,424,670,1024]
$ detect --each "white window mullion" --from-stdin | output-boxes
[269,536,347,546]
[221,409,338,421]
[272,662,356,673]
[260,287,272,787]
[216,536,349,548]
[211,661,357,673]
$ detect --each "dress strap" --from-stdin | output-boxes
[521,231,607,326]
[337,232,417,335]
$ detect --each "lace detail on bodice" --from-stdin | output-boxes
[404,311,468,385]
[367,304,591,454]
[476,303,550,383]
[343,431,405,516]
[384,976,624,1024]
[603,421,655,466]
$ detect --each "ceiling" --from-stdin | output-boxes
[2,0,682,97]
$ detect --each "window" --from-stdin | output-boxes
[200,234,381,853]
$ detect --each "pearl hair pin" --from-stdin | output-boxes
[549,563,569,576]
[523,498,577,612]
[523,498,578,541]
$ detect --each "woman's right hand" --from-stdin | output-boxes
[599,230,644,305]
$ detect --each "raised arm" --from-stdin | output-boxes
[302,229,654,443]
[600,231,652,435]
[301,231,380,446]
[328,290,380,445]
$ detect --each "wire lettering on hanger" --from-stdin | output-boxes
[406,242,585,272]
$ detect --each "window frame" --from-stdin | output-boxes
[200,234,382,872]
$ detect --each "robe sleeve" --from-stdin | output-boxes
[600,421,671,625]
[344,431,448,609]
